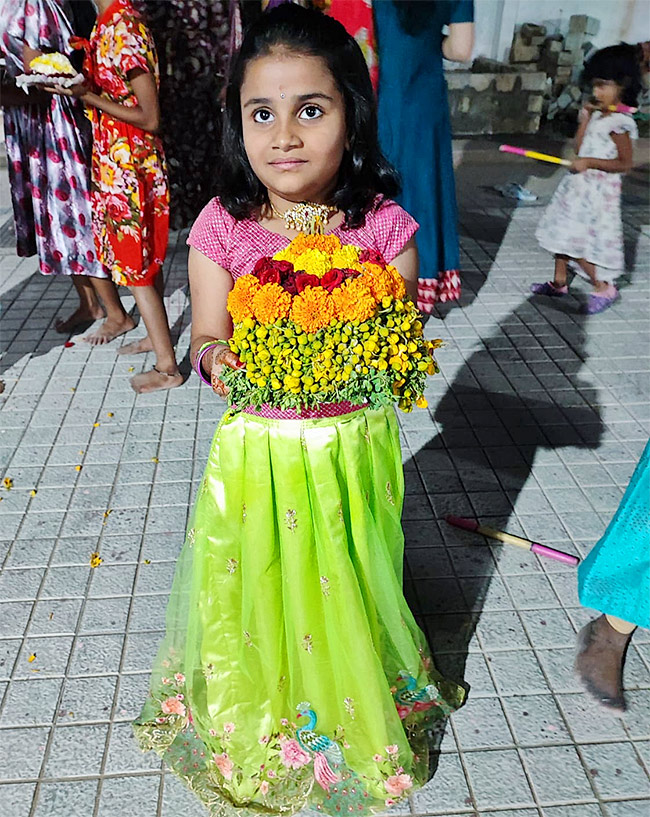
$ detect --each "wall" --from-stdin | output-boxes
[469,0,650,63]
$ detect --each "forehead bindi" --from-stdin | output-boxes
[241,52,340,105]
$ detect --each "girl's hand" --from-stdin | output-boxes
[43,81,90,99]
[579,103,597,123]
[570,157,591,173]
[210,343,244,398]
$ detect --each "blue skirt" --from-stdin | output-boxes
[578,440,650,628]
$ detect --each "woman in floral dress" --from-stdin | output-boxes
[0,0,135,343]
[50,0,181,392]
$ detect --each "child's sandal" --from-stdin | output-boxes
[530,281,568,297]
[583,284,619,314]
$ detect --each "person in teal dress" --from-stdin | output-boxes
[374,0,474,313]
[575,439,650,711]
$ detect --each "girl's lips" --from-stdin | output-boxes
[269,159,307,169]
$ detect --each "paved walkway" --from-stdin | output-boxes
[0,143,649,817]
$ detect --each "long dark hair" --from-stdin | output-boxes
[582,43,642,107]
[217,3,400,228]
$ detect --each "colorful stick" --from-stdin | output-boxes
[445,515,580,566]
[499,144,571,167]
[608,103,638,113]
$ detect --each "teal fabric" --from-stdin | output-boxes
[578,440,650,628]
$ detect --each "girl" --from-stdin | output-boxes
[532,44,641,315]
[49,0,181,393]
[0,0,135,344]
[134,6,464,815]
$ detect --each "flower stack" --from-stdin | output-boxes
[223,234,441,412]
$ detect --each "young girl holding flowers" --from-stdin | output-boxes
[135,5,463,815]
[48,0,181,392]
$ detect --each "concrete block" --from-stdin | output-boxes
[527,95,544,113]
[564,32,585,51]
[569,14,600,36]
[557,91,573,109]
[495,73,517,93]
[447,71,471,90]
[511,42,540,63]
[521,72,548,92]
[468,73,494,93]
[459,95,471,113]
[520,23,547,40]
[558,50,575,66]
[546,39,563,54]
[569,85,582,101]
[531,35,546,46]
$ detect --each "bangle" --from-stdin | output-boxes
[194,340,221,385]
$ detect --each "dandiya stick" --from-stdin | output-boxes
[499,144,571,167]
[608,103,638,113]
[445,515,580,566]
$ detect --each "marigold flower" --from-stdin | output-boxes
[290,286,336,333]
[387,264,407,299]
[331,245,361,269]
[292,248,331,279]
[331,279,376,323]
[360,263,395,301]
[252,283,292,324]
[228,276,260,323]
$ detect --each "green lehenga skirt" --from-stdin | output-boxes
[134,405,465,815]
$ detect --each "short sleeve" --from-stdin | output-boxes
[610,114,638,140]
[187,198,234,269]
[371,199,419,263]
[113,16,151,75]
[448,1,474,24]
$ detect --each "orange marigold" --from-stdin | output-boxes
[251,283,292,324]
[331,279,377,323]
[227,275,260,323]
[360,263,394,301]
[387,265,406,299]
[290,286,337,333]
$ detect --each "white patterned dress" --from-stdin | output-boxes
[535,111,638,271]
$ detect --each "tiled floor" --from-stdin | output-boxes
[0,145,649,816]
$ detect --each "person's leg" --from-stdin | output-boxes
[531,255,569,296]
[55,275,105,333]
[127,282,182,394]
[575,613,635,712]
[82,278,136,345]
[575,258,620,314]
[117,271,164,356]
[575,258,609,293]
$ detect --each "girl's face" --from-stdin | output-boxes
[592,78,623,107]
[240,51,347,207]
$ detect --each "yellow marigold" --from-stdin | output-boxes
[274,234,342,264]
[290,286,337,333]
[360,263,394,301]
[331,245,361,270]
[227,275,260,323]
[251,283,291,324]
[331,279,376,323]
[387,264,406,299]
[291,249,331,279]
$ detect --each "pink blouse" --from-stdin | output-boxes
[187,196,418,279]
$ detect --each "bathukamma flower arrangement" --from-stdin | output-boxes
[221,234,440,412]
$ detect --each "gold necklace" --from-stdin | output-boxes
[269,201,338,235]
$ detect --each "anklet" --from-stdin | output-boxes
[153,366,181,377]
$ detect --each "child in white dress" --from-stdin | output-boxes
[532,45,640,314]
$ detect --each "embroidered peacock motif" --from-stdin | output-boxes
[394,670,440,718]
[295,701,343,790]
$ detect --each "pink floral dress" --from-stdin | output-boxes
[535,111,638,270]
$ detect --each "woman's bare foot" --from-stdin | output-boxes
[575,614,632,712]
[55,305,105,334]
[117,336,154,356]
[83,315,136,346]
[130,367,183,394]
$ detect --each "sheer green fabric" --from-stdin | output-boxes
[134,406,465,815]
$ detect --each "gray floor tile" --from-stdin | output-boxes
[96,773,160,817]
[32,778,99,817]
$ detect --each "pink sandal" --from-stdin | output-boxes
[584,284,619,314]
[531,281,568,297]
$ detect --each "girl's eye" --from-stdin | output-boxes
[299,105,323,120]
[253,109,274,123]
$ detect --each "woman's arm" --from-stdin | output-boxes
[572,131,634,174]
[188,247,242,394]
[47,67,160,132]
[442,22,474,62]
[390,237,419,302]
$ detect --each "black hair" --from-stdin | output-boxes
[217,3,400,228]
[582,43,643,107]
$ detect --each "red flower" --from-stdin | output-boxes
[275,260,294,275]
[61,224,77,238]
[106,197,130,222]
[55,189,70,202]
[253,256,273,276]
[359,248,385,265]
[258,267,282,285]
[320,268,345,292]
[280,273,298,295]
[46,149,62,164]
[52,250,63,262]
[58,137,69,152]
[295,273,320,293]
[70,260,85,273]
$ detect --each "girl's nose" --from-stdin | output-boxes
[274,119,302,151]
